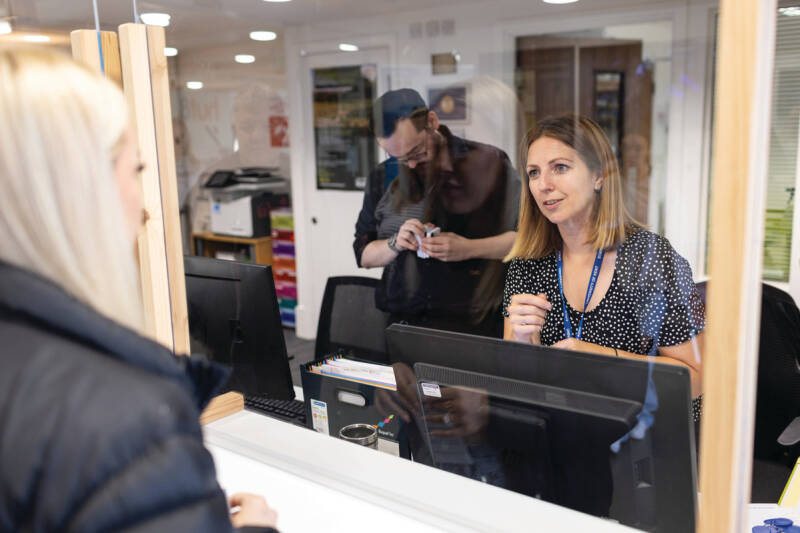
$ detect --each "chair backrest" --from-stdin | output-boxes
[754,283,800,465]
[314,276,390,363]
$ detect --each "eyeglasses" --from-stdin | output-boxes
[396,130,430,165]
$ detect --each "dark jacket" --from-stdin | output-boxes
[352,126,519,334]
[0,262,274,533]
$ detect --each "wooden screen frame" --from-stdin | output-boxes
[71,25,190,355]
[698,1,777,531]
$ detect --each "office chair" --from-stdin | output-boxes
[751,283,800,501]
[695,281,800,501]
[314,276,390,363]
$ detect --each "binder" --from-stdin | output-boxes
[301,357,410,458]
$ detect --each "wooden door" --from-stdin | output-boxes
[516,39,653,222]
[516,40,575,133]
[579,43,653,222]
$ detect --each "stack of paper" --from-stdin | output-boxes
[308,356,397,390]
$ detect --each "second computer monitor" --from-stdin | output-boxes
[184,256,294,400]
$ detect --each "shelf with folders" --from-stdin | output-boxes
[271,208,297,327]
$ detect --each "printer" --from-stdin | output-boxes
[205,168,289,238]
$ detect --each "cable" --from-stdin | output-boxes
[91,0,104,74]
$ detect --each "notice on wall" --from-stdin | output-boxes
[312,64,377,191]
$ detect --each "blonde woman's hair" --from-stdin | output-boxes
[505,114,638,261]
[0,46,144,332]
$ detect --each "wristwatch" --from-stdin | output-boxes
[387,232,401,253]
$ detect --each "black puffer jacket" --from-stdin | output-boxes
[0,262,274,533]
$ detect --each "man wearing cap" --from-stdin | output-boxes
[353,88,519,337]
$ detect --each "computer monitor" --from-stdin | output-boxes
[386,324,697,532]
[184,256,294,400]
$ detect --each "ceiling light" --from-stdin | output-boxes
[186,81,203,90]
[164,47,178,57]
[0,21,11,35]
[263,0,292,2]
[339,43,358,52]
[779,6,800,16]
[23,35,50,43]
[235,54,255,64]
[542,0,579,3]
[249,31,277,41]
[140,13,171,27]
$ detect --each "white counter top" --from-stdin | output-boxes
[205,410,640,533]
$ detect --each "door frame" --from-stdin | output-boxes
[285,32,396,338]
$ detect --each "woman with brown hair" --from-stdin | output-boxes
[503,115,704,416]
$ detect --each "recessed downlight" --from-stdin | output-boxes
[235,54,255,64]
[339,43,358,52]
[186,81,203,90]
[164,47,178,57]
[263,0,292,3]
[542,0,578,3]
[250,31,277,41]
[140,13,171,27]
[23,35,50,43]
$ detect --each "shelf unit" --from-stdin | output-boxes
[191,232,273,266]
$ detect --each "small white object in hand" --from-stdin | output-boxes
[415,234,429,259]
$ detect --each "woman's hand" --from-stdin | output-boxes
[229,493,278,529]
[394,218,426,252]
[505,293,551,344]
[422,232,471,262]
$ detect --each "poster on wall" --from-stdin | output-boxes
[313,64,377,190]
[428,85,469,123]
[270,116,289,147]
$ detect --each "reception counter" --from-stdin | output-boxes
[204,410,640,533]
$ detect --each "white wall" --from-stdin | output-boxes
[171,38,291,202]
[284,0,717,339]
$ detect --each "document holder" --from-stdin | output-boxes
[301,357,410,458]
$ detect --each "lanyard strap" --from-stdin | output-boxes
[556,249,605,340]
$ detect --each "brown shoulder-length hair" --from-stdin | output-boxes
[505,114,639,261]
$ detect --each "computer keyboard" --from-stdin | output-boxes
[244,395,306,426]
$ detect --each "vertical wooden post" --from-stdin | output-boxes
[145,25,191,355]
[698,1,776,532]
[117,23,190,355]
[70,30,123,86]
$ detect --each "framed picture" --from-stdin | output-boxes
[428,85,469,123]
[312,64,378,191]
[431,52,457,75]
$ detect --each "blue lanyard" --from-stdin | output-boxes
[556,249,605,340]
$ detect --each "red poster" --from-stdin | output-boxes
[269,116,289,147]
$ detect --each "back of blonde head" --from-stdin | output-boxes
[0,46,144,333]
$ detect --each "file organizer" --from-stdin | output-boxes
[270,207,297,327]
[301,357,410,458]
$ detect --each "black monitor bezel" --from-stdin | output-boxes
[385,323,697,532]
[184,255,294,400]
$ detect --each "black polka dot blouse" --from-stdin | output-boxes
[503,229,705,418]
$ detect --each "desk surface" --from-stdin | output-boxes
[205,410,639,533]
[211,390,794,532]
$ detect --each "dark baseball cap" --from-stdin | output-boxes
[370,88,427,138]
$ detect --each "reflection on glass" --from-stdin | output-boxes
[313,64,377,191]
[516,23,665,230]
[6,0,747,528]
[354,85,521,337]
[762,10,800,282]
[387,325,698,531]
